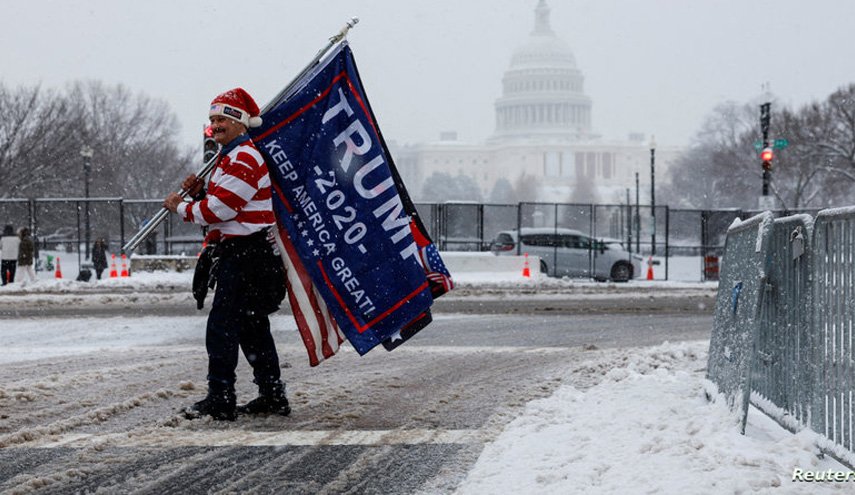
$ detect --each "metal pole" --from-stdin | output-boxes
[626,188,632,254]
[261,17,360,114]
[84,167,90,260]
[119,199,125,254]
[76,201,82,271]
[589,204,595,277]
[701,211,708,281]
[122,19,360,254]
[664,206,670,281]
[516,202,523,256]
[478,204,484,251]
[635,172,640,253]
[650,142,656,256]
[30,198,38,267]
[553,203,558,275]
[760,102,771,197]
[80,145,94,260]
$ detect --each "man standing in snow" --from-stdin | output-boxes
[164,88,289,421]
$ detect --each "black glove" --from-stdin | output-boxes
[192,245,217,310]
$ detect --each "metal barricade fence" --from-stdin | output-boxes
[706,212,774,432]
[751,214,816,430]
[813,209,855,454]
[708,208,855,466]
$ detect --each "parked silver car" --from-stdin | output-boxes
[490,228,642,281]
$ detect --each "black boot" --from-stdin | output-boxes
[183,388,236,421]
[236,382,291,416]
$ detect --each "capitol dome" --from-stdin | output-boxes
[492,0,593,142]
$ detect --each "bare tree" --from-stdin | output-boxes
[0,84,78,197]
[65,80,194,199]
[661,101,759,209]
[771,105,831,208]
[488,178,516,203]
[662,84,855,210]
[419,172,484,202]
[568,171,600,204]
[0,80,195,200]
[513,172,539,202]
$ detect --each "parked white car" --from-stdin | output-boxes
[490,227,642,282]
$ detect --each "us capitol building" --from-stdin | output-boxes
[392,0,681,204]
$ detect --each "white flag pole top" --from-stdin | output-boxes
[261,17,360,115]
[122,17,361,254]
[331,17,360,44]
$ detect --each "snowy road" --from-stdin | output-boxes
[0,292,713,493]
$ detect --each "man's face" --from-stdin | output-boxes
[209,115,246,145]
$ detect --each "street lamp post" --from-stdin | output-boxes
[80,145,94,260]
[650,136,656,256]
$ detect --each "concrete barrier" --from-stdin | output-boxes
[440,252,541,276]
[130,255,197,273]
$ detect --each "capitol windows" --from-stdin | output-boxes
[544,151,560,177]
[575,152,585,177]
[586,152,597,178]
[602,153,612,179]
[561,152,574,178]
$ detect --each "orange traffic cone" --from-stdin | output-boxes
[522,252,531,278]
[54,257,63,279]
[109,254,118,278]
[647,256,654,281]
[120,254,130,277]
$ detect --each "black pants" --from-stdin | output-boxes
[205,238,282,392]
[1,260,16,285]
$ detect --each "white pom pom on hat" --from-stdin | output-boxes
[209,87,263,128]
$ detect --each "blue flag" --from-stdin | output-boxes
[251,42,449,358]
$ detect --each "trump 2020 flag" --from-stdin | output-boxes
[251,41,453,365]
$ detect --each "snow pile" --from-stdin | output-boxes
[0,270,191,294]
[457,342,848,494]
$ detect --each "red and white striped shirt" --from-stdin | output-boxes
[178,136,275,241]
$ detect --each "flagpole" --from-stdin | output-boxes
[261,17,360,114]
[122,17,360,254]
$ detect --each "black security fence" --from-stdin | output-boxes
[0,197,822,280]
[0,198,204,269]
[414,202,823,281]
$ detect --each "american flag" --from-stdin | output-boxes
[419,243,454,294]
[273,227,344,367]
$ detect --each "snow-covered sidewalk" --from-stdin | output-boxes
[457,342,850,494]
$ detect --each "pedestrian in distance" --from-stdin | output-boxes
[1,224,20,285]
[92,237,109,280]
[17,227,36,283]
[164,88,288,421]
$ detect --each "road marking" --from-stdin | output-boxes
[22,429,484,449]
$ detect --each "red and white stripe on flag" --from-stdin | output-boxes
[273,227,344,366]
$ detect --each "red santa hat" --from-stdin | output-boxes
[209,88,263,128]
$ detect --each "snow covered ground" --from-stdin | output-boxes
[1,258,850,493]
[457,342,851,494]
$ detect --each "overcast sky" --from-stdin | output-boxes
[4,0,855,151]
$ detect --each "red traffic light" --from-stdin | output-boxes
[204,125,214,138]
[760,147,773,162]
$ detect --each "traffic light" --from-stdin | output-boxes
[761,147,773,171]
[203,125,219,163]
